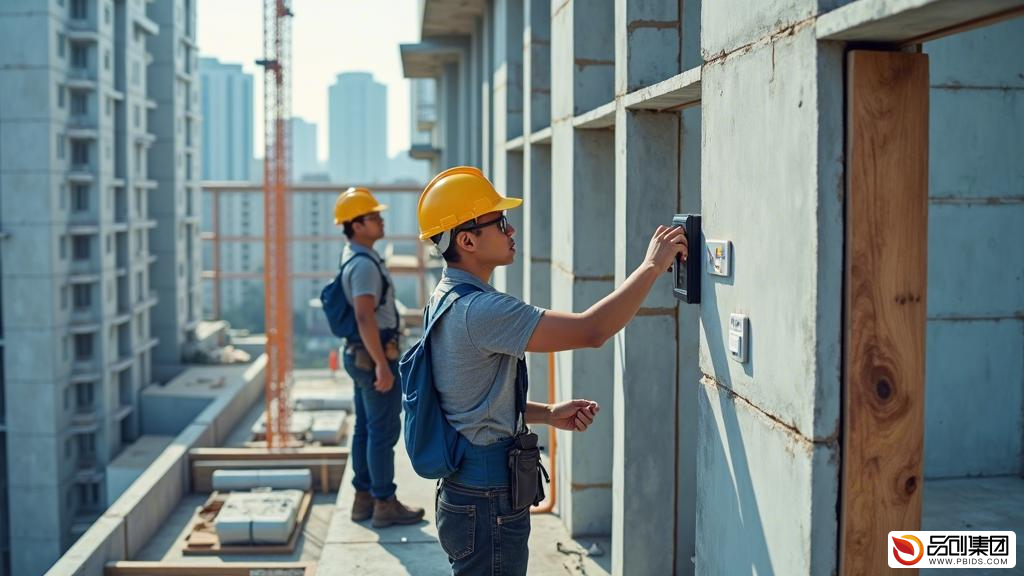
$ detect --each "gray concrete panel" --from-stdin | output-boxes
[698,26,842,440]
[696,378,838,576]
[612,314,677,575]
[569,131,615,278]
[926,18,1024,88]
[929,89,1024,200]
[573,0,614,115]
[615,0,681,95]
[924,319,1023,478]
[927,203,1024,318]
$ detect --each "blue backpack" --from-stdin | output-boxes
[399,283,482,478]
[320,252,389,340]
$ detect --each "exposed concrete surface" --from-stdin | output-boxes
[922,19,1024,479]
[317,427,610,575]
[921,476,1024,576]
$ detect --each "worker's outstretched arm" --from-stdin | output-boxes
[526,226,687,353]
[353,295,393,393]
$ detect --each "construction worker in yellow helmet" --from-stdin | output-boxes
[330,187,425,528]
[404,166,688,575]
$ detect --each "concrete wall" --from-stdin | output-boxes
[695,6,844,576]
[922,19,1024,479]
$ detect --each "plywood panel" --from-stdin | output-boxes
[841,50,930,576]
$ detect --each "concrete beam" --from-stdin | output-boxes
[817,0,1024,43]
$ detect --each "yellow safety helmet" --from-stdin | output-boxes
[417,166,522,244]
[334,187,388,225]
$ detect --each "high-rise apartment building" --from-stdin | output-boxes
[0,0,200,573]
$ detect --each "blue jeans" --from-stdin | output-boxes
[344,353,401,500]
[436,480,531,576]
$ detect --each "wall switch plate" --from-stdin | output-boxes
[706,239,732,277]
[728,313,748,363]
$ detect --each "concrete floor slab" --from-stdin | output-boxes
[319,420,612,575]
[922,476,1024,575]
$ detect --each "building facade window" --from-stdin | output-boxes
[72,235,91,260]
[71,45,88,69]
[73,285,91,309]
[72,184,89,211]
[71,140,89,167]
[71,92,87,116]
[57,32,66,58]
[73,334,93,361]
[71,0,87,20]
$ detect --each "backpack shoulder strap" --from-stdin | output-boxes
[422,283,482,338]
[341,251,390,311]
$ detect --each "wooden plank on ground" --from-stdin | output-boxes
[105,561,315,575]
[841,50,929,575]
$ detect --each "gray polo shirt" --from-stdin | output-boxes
[429,267,545,446]
[340,242,399,331]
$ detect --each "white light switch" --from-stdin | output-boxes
[706,239,732,277]
[728,313,748,363]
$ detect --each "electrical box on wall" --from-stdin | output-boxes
[729,313,748,363]
[672,214,701,304]
[705,239,732,277]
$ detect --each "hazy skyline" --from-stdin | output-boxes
[197,0,421,160]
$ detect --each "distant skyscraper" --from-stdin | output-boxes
[290,118,318,182]
[328,72,387,183]
[199,57,253,181]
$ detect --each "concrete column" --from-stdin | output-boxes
[526,0,551,133]
[610,2,683,574]
[490,0,525,298]
[611,107,679,576]
[522,0,552,447]
[550,0,616,538]
[674,104,701,576]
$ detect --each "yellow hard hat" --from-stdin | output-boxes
[417,166,522,240]
[334,187,387,225]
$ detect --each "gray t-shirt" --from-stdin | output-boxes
[340,242,399,331]
[429,267,544,446]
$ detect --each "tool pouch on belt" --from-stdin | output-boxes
[349,332,400,371]
[507,358,549,510]
[508,430,549,509]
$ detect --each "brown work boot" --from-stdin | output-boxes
[371,495,426,528]
[351,490,374,522]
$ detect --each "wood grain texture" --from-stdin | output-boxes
[841,50,929,576]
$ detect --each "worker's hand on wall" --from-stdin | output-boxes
[374,363,395,393]
[644,225,688,272]
[548,399,600,432]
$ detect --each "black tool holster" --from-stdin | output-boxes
[507,358,550,510]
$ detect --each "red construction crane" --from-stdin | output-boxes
[257,0,293,448]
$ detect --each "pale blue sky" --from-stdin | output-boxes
[197,0,422,160]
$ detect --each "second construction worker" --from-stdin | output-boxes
[413,167,687,574]
[333,187,425,528]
